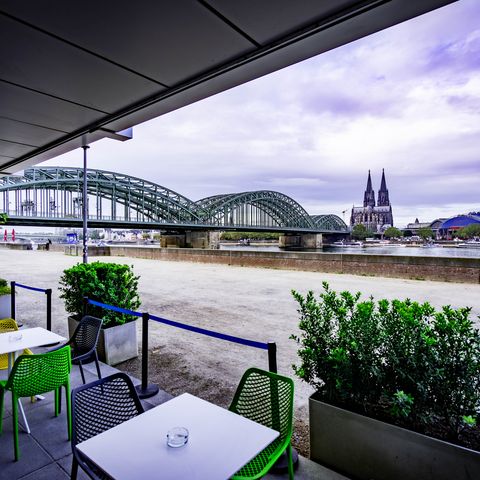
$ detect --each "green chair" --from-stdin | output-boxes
[0,345,72,460]
[229,367,295,479]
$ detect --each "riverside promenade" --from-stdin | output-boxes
[2,248,479,457]
[60,244,480,284]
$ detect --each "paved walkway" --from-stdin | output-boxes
[0,354,348,480]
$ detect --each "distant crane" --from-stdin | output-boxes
[341,209,348,222]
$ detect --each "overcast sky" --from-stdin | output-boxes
[44,0,480,228]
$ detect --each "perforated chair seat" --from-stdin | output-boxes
[234,436,285,478]
[55,315,103,384]
[71,372,144,480]
[71,345,93,358]
[0,345,72,460]
[229,367,295,480]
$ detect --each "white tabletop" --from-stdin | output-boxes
[0,327,65,355]
[77,392,279,480]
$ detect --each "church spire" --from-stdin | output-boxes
[377,168,390,206]
[363,170,375,207]
[380,168,387,191]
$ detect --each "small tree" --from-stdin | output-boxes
[384,227,403,239]
[457,224,480,239]
[89,229,101,240]
[417,227,434,241]
[351,224,371,240]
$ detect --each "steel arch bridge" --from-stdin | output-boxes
[196,191,315,229]
[0,167,348,233]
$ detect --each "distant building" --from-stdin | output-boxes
[438,214,480,239]
[350,170,394,233]
[404,218,446,238]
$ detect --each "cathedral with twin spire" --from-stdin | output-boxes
[350,169,394,232]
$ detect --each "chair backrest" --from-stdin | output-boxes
[6,345,72,397]
[229,368,294,442]
[0,318,19,332]
[72,372,144,448]
[71,315,103,352]
[0,318,20,369]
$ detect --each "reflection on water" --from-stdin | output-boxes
[218,244,480,259]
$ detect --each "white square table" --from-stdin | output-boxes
[0,327,65,432]
[77,392,280,480]
[0,327,65,360]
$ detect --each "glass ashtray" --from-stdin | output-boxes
[9,332,22,342]
[167,427,189,448]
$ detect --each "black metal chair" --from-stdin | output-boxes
[71,372,145,480]
[68,315,103,384]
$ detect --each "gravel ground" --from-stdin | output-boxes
[3,248,479,456]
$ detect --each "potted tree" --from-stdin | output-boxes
[59,262,141,365]
[291,282,480,480]
[0,278,12,318]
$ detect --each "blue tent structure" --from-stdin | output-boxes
[439,214,480,238]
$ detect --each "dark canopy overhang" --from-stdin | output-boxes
[0,0,456,174]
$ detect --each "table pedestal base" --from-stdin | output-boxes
[135,384,159,399]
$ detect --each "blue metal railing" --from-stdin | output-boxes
[84,297,276,399]
[10,281,52,330]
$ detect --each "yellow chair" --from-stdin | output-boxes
[0,318,33,370]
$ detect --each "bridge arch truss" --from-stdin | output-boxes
[0,167,200,224]
[196,191,316,229]
[0,167,348,233]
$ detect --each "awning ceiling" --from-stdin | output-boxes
[0,0,456,175]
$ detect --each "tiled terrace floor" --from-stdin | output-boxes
[0,356,349,480]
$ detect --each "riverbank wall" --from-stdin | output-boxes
[56,245,480,284]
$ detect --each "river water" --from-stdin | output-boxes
[219,243,480,258]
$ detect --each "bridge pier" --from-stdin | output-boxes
[279,233,323,249]
[160,233,186,248]
[160,231,220,249]
[185,231,208,249]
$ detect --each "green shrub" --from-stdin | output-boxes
[0,277,11,296]
[59,262,140,328]
[220,231,280,241]
[291,282,480,442]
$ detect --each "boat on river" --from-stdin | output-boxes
[457,242,480,248]
[333,240,362,247]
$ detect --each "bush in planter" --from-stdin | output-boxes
[0,278,11,296]
[291,282,480,445]
[59,262,140,328]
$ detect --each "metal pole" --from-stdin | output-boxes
[82,145,89,264]
[82,296,89,317]
[10,281,16,320]
[46,288,52,331]
[267,340,299,472]
[135,312,159,399]
[267,342,277,373]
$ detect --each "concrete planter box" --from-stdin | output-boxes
[309,393,480,480]
[0,294,11,318]
[68,315,138,366]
